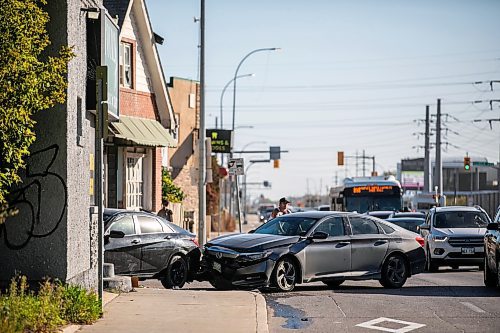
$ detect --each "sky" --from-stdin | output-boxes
[147,0,500,201]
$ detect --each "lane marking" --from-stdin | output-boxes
[460,302,486,314]
[356,317,426,333]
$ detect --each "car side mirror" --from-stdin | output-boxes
[419,224,429,230]
[487,223,499,231]
[309,231,328,240]
[109,230,125,238]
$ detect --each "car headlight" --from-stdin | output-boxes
[432,235,447,242]
[237,251,272,262]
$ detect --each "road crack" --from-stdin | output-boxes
[327,295,347,318]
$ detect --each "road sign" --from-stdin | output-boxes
[206,129,232,153]
[228,158,244,176]
[472,161,494,166]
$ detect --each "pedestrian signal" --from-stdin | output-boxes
[464,156,471,171]
[273,160,280,168]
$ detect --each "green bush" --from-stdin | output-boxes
[162,168,185,203]
[0,0,74,223]
[0,276,102,333]
[60,285,101,324]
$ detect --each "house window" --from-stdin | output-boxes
[120,42,133,88]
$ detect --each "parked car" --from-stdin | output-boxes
[385,217,425,233]
[484,205,500,287]
[103,208,201,289]
[389,211,426,219]
[367,210,394,219]
[201,211,425,292]
[259,204,275,222]
[419,206,490,272]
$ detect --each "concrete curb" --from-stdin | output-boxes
[60,291,120,333]
[250,292,269,333]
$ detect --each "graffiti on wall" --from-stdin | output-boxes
[0,144,68,250]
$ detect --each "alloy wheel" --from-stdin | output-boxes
[275,259,296,291]
[387,256,406,285]
[170,259,187,286]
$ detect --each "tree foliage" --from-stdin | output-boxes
[162,168,185,203]
[0,0,73,223]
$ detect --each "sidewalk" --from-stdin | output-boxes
[76,288,268,333]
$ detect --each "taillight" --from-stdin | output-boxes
[415,236,425,247]
[191,238,199,247]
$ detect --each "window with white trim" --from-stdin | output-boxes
[120,42,132,88]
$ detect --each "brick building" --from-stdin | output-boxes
[104,0,176,212]
[167,77,200,232]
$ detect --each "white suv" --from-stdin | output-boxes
[419,206,491,272]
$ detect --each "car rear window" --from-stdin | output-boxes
[378,223,395,234]
[137,215,164,233]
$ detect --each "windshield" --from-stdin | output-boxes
[345,197,401,213]
[254,216,318,236]
[387,219,424,232]
[434,211,489,228]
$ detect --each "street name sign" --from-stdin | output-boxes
[472,161,494,166]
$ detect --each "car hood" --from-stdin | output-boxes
[435,228,486,236]
[207,233,300,252]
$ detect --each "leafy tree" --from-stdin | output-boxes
[162,168,185,203]
[0,0,73,223]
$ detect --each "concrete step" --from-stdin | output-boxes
[103,276,132,293]
[103,263,115,278]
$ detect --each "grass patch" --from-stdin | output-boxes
[0,276,102,333]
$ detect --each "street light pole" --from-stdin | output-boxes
[220,74,254,132]
[231,48,280,135]
[230,48,280,225]
[198,0,206,246]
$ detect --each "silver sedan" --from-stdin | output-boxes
[202,211,426,292]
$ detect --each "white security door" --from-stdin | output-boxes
[126,156,143,209]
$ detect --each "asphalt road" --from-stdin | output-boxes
[140,214,500,332]
[264,268,500,333]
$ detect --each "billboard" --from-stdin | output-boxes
[401,171,424,189]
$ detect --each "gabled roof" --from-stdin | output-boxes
[103,0,131,29]
[102,0,176,131]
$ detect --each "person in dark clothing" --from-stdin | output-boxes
[157,199,173,222]
[270,197,292,220]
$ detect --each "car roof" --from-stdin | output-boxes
[386,217,424,222]
[283,211,349,218]
[433,206,484,213]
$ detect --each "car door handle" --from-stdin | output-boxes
[131,239,141,244]
[374,240,388,246]
[336,241,350,248]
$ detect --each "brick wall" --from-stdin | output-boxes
[120,88,159,120]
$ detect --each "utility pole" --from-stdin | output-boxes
[198,0,206,246]
[355,150,359,177]
[362,150,366,177]
[424,105,431,192]
[435,99,443,196]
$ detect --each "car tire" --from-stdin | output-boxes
[380,254,408,288]
[483,256,497,288]
[323,280,345,288]
[425,246,439,272]
[160,255,188,289]
[271,257,298,292]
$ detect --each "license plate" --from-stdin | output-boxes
[213,261,222,273]
[461,247,475,255]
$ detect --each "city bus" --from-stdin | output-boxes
[330,176,403,213]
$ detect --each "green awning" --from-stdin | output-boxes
[111,116,176,147]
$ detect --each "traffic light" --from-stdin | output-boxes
[464,156,471,171]
[273,159,280,168]
[337,151,344,166]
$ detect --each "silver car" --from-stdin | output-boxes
[202,211,426,292]
[419,206,490,272]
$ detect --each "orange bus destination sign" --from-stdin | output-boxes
[352,185,393,194]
